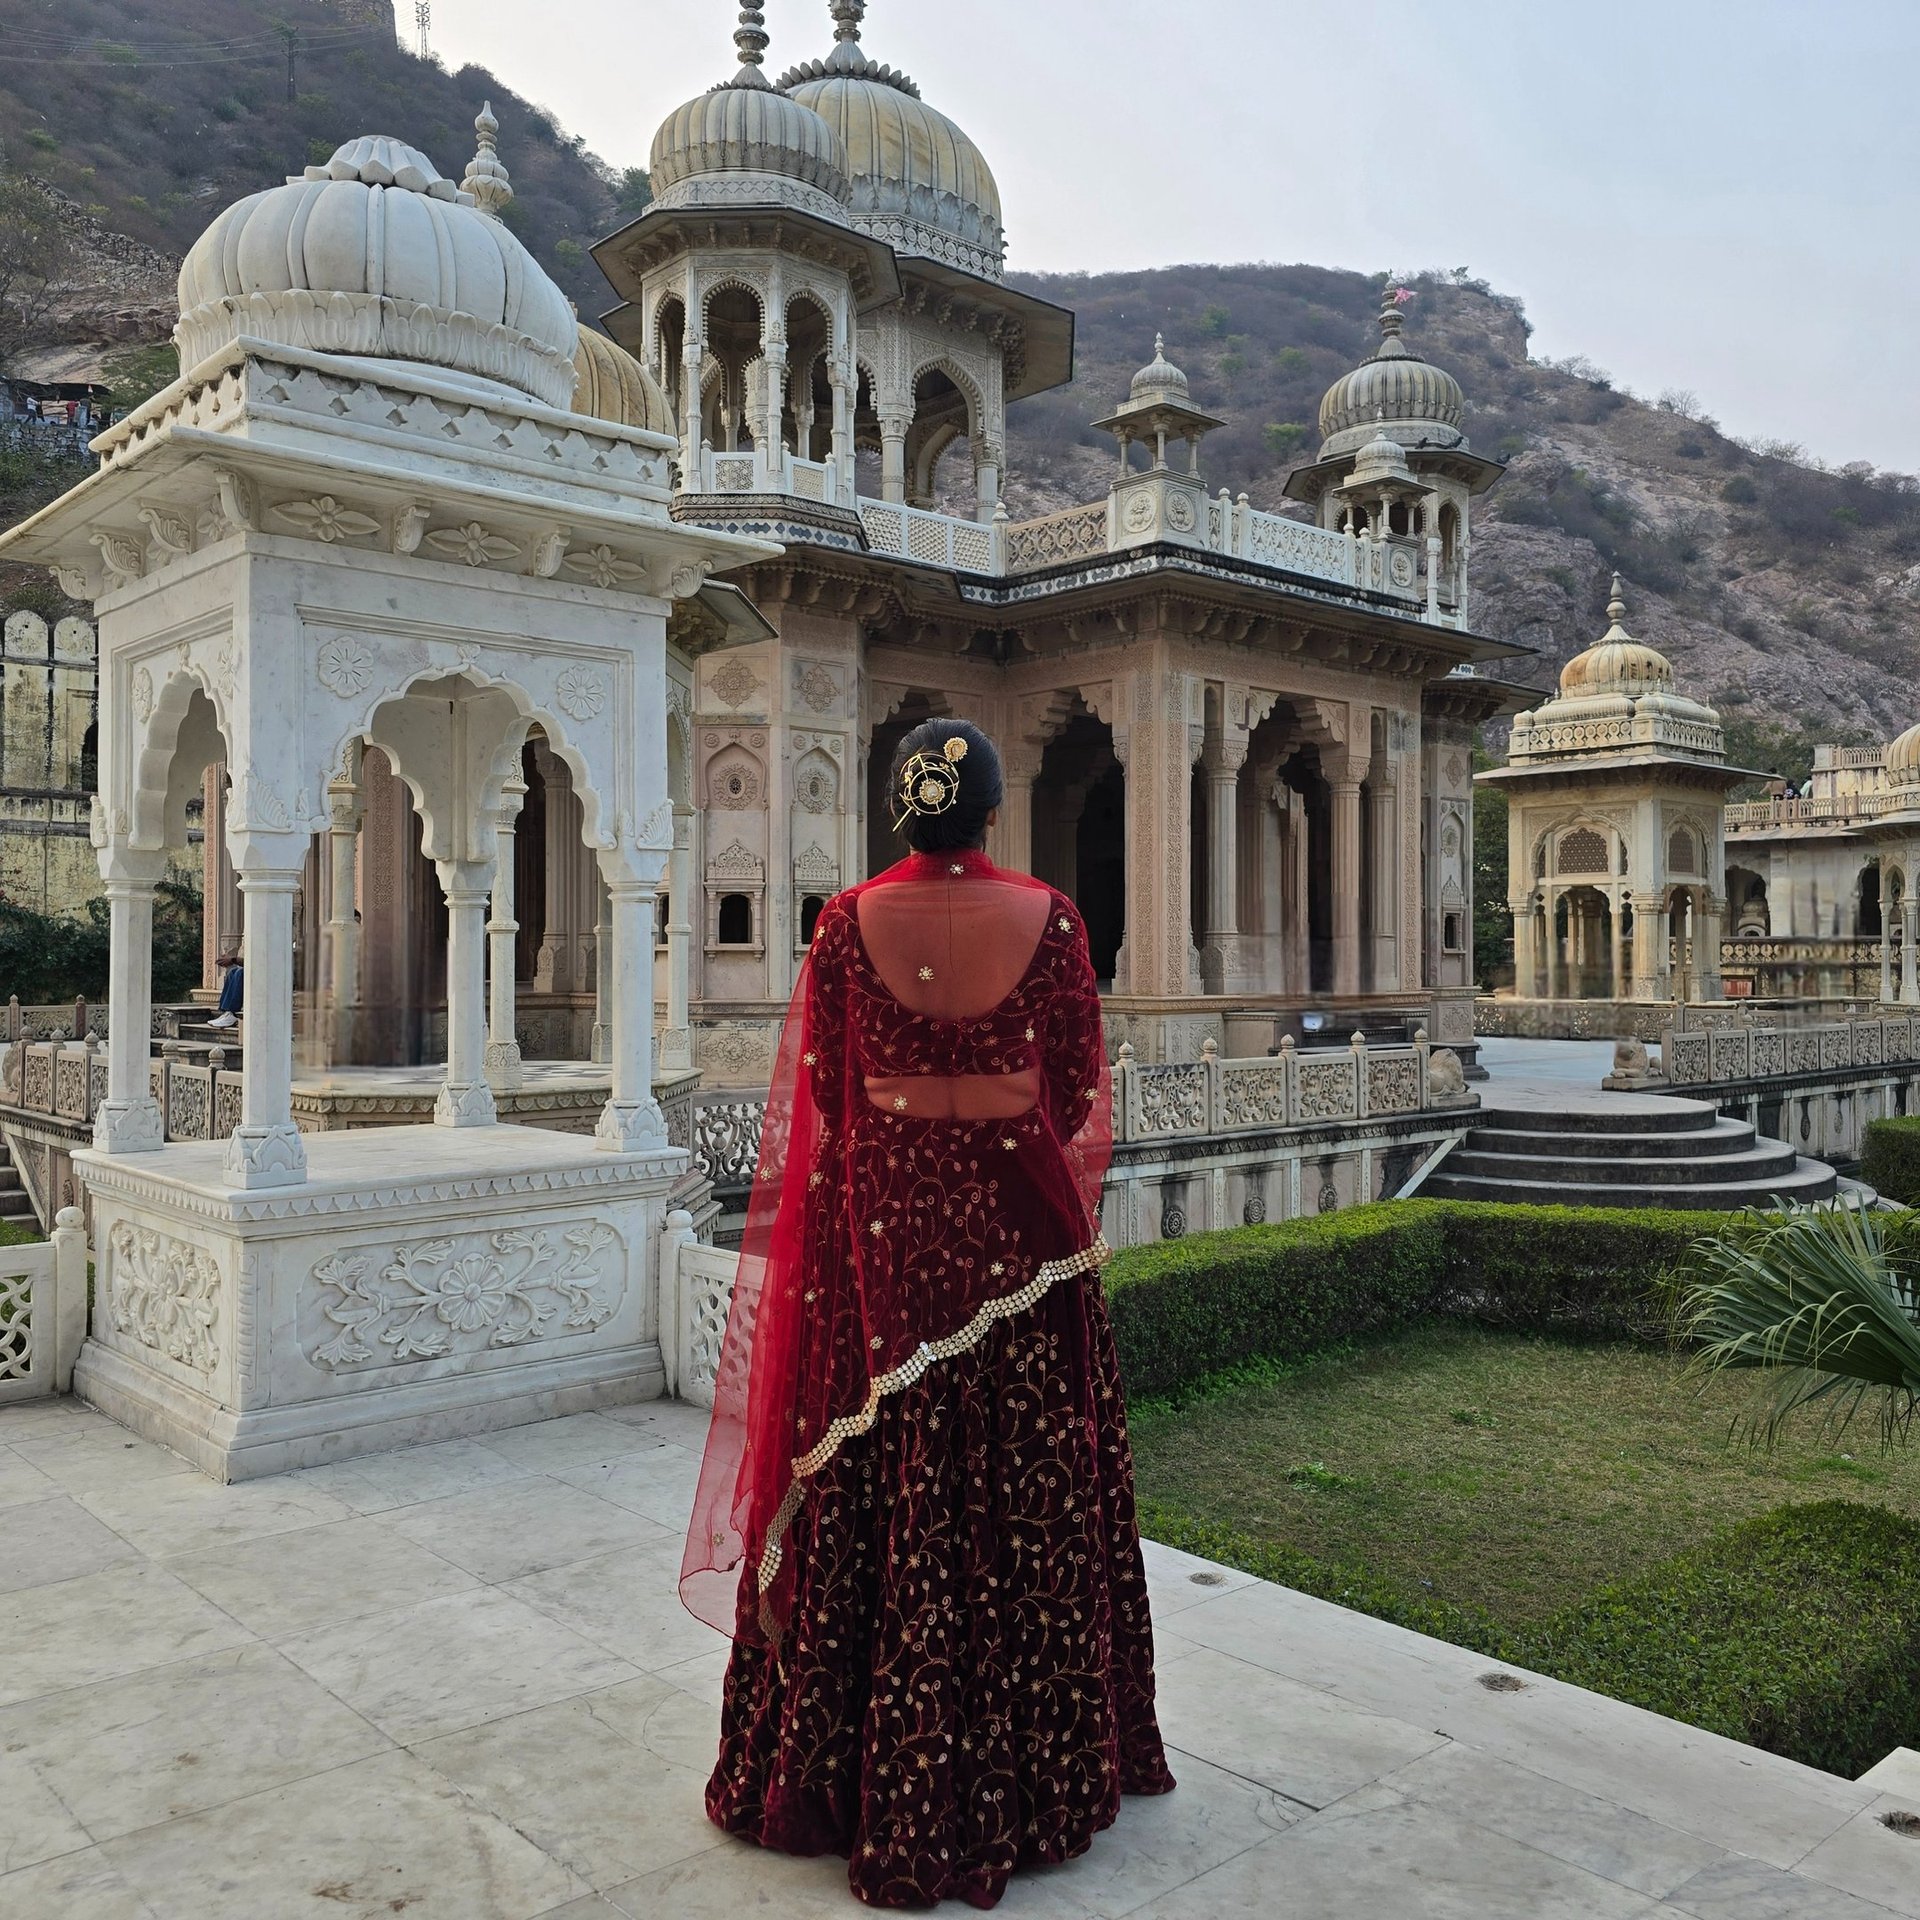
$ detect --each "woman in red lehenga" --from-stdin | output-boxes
[683,717,1174,1909]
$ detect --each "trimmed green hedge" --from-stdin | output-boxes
[1102,1200,1708,1401]
[1862,1116,1920,1206]
[1520,1501,1920,1777]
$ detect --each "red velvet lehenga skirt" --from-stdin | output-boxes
[705,1270,1175,1910]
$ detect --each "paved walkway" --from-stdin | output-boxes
[4,1396,1916,1917]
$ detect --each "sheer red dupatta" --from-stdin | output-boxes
[680,851,1114,1643]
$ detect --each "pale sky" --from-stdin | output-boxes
[428,0,1920,472]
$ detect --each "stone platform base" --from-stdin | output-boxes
[72,1124,683,1481]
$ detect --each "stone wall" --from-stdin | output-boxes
[0,608,98,916]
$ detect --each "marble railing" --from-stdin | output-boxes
[659,1207,737,1407]
[857,499,999,574]
[1726,790,1918,831]
[687,1030,1471,1206]
[1116,1031,1465,1142]
[1661,1011,1920,1087]
[0,1209,87,1404]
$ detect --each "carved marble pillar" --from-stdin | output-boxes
[828,359,854,505]
[1543,886,1562,1000]
[95,870,165,1153]
[681,339,704,480]
[435,868,496,1127]
[975,440,1003,522]
[533,746,592,995]
[994,739,1042,877]
[661,808,694,1071]
[1881,922,1895,1006]
[324,765,363,1065]
[1511,897,1537,998]
[1289,791,1311,993]
[880,412,909,505]
[1608,889,1624,1002]
[1199,737,1246,992]
[223,869,305,1187]
[1695,896,1724,1000]
[1903,899,1919,1006]
[592,876,614,1065]
[595,881,666,1153]
[761,345,787,490]
[485,779,524,1093]
[1330,772,1364,996]
[1367,776,1397,992]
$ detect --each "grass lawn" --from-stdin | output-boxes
[1128,1322,1920,1629]
[0,1220,42,1248]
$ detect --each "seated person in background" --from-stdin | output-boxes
[207,948,243,1029]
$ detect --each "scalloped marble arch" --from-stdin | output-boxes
[123,646,660,888]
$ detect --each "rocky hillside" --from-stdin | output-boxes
[1005,265,1917,751]
[0,0,646,351]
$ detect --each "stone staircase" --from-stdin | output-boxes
[1424,1091,1838,1210]
[0,1137,36,1226]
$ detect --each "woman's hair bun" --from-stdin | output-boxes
[887,718,1005,853]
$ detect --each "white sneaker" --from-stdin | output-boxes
[206,1012,237,1029]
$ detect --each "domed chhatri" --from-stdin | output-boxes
[1129,335,1191,407]
[780,0,1005,280]
[174,122,578,408]
[1887,720,1920,785]
[1317,286,1467,459]
[571,325,675,438]
[1556,576,1677,698]
[650,5,850,219]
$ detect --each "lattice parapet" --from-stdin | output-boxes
[1660,1012,1920,1086]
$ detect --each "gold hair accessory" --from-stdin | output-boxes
[944,737,968,764]
[893,743,963,825]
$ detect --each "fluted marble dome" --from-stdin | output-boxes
[571,327,674,438]
[1886,721,1920,785]
[1557,580,1676,697]
[781,4,1003,279]
[174,132,578,408]
[1129,335,1190,406]
[650,9,850,217]
[1318,289,1466,460]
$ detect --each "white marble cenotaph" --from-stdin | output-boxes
[0,127,775,1477]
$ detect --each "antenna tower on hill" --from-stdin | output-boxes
[414,0,431,60]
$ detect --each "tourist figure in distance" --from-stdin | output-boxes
[206,946,243,1029]
[683,718,1174,1907]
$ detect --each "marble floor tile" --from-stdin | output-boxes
[1793,1795,1920,1918]
[9,1430,194,1497]
[1169,1577,1874,1867]
[530,1899,630,1920]
[0,1642,389,1842]
[0,1402,126,1444]
[0,1495,138,1593]
[165,1514,481,1640]
[1137,1538,1261,1617]
[0,1741,90,1874]
[377,1476,673,1585]
[993,1746,1296,1920]
[413,1686,730,1888]
[0,1561,254,1710]
[553,1444,705,1529]
[1128,1788,1665,1919]
[599,1397,717,1452]
[1667,1851,1910,1919]
[287,1437,532,1515]
[0,1445,59,1509]
[1383,1741,1730,1898]
[279,1587,639,1744]
[475,1412,663,1474]
[574,1670,730,1776]
[599,1836,860,1920]
[75,1469,356,1561]
[1153,1646,1447,1809]
[506,1539,729,1674]
[98,1748,583,1920]
[0,1848,161,1920]
[650,1643,733,1701]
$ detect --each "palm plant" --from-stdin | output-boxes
[1672,1201,1920,1448]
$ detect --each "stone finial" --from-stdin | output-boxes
[1607,571,1627,625]
[1376,282,1412,359]
[462,101,513,217]
[832,0,866,42]
[732,4,772,85]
